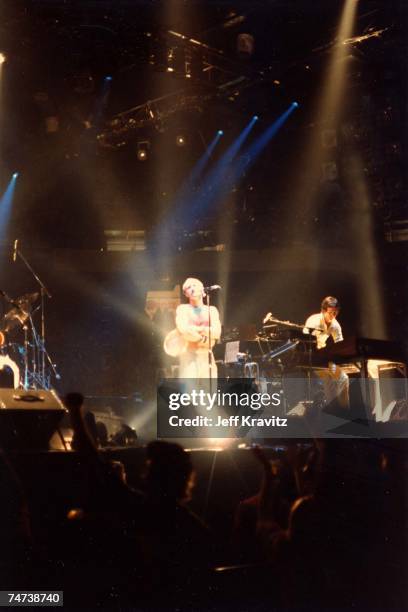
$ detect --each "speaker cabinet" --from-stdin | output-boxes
[0,389,66,451]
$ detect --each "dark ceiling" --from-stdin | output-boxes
[0,0,406,249]
[2,0,404,114]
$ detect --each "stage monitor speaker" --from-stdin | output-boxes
[0,389,66,451]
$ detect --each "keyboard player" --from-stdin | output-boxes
[303,296,349,409]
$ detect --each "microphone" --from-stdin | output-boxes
[12,239,18,263]
[263,312,273,324]
[204,285,221,292]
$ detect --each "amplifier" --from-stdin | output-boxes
[0,389,65,410]
[0,389,66,451]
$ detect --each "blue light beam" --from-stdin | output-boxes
[166,129,224,211]
[91,77,113,128]
[148,130,224,254]
[149,116,257,257]
[0,173,19,240]
[184,130,224,189]
[234,102,299,177]
[187,104,297,226]
[184,116,259,223]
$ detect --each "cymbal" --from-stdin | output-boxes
[2,292,39,333]
[15,292,39,307]
[4,309,28,332]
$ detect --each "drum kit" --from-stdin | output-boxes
[0,243,60,390]
[0,291,41,388]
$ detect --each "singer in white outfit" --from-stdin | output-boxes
[176,278,221,381]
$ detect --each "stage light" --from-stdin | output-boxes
[0,53,6,65]
[252,115,259,121]
[237,33,255,58]
[292,101,299,108]
[166,47,177,73]
[184,56,192,79]
[217,130,224,136]
[105,76,113,81]
[137,141,149,161]
[176,134,186,147]
[12,173,19,179]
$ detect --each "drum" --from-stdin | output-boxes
[0,355,20,388]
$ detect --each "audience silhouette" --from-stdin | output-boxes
[0,392,405,611]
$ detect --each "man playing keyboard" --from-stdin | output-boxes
[304,296,349,409]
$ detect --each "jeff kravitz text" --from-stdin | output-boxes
[168,414,288,427]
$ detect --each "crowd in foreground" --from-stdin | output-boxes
[0,392,406,611]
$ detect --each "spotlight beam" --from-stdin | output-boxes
[217,104,299,323]
[285,0,359,243]
[147,130,224,256]
[0,173,19,240]
[148,118,256,261]
[90,76,113,129]
[234,103,298,177]
[345,153,386,337]
[208,103,298,215]
[185,116,258,222]
[182,130,223,189]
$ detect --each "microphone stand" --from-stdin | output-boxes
[205,291,214,395]
[263,315,321,405]
[14,246,57,389]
